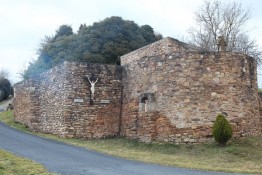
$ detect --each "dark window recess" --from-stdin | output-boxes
[139,93,155,112]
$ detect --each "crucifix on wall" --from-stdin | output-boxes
[84,75,98,103]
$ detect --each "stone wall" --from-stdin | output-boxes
[13,78,41,130]
[121,37,261,144]
[14,61,122,138]
[13,37,261,144]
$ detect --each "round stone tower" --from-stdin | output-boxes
[121,37,261,143]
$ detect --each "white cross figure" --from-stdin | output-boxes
[85,76,98,100]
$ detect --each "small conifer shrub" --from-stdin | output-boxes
[212,114,233,146]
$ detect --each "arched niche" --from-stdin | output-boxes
[139,93,156,112]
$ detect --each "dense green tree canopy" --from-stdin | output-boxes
[22,16,162,79]
[0,78,12,101]
[0,69,12,101]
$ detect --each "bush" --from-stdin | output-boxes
[10,86,14,96]
[0,87,4,101]
[212,114,233,146]
[0,78,11,101]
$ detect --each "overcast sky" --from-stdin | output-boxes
[1,0,262,86]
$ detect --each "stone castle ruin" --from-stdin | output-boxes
[13,37,262,144]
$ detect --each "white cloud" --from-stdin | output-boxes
[0,47,35,83]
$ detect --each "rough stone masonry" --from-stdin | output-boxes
[13,37,262,144]
[14,62,122,138]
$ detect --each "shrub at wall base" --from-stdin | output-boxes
[212,114,233,146]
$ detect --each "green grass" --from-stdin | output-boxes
[0,111,262,174]
[0,149,53,175]
[0,110,29,132]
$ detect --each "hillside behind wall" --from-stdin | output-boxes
[14,61,122,138]
[121,37,262,144]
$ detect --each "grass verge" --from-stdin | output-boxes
[0,110,261,174]
[0,149,53,175]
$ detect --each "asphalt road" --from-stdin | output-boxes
[0,98,13,112]
[0,122,244,175]
[0,104,6,112]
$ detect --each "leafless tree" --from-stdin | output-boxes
[0,68,9,79]
[188,0,261,63]
[17,63,28,80]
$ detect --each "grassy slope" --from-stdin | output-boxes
[41,135,262,174]
[0,110,261,174]
[0,149,53,175]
